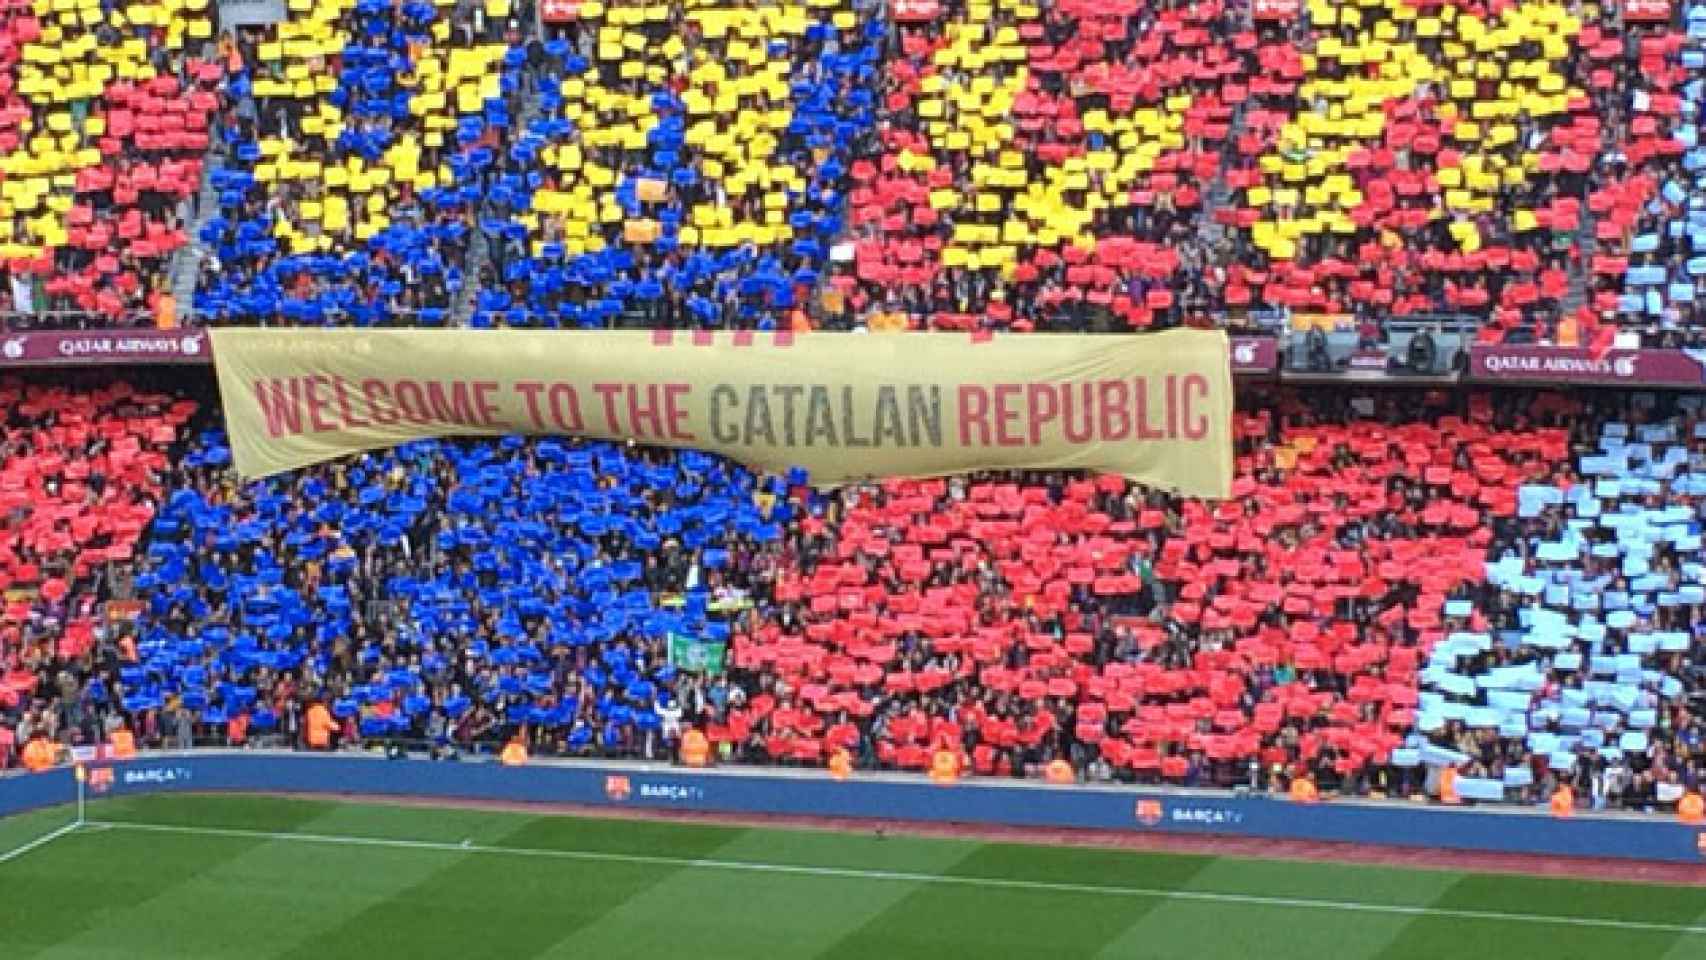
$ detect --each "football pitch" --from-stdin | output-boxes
[2,795,1705,959]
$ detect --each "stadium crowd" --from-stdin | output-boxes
[2,0,1706,345]
[0,377,1700,816]
[0,0,1705,825]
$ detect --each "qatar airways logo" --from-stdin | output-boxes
[1,333,205,360]
[1479,352,1638,378]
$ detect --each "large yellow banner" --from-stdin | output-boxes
[210,328,1235,498]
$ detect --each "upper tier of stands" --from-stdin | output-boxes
[5,0,1706,345]
[0,0,218,323]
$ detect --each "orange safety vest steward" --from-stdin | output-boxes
[1549,785,1574,817]
[1289,775,1319,803]
[928,747,959,784]
[1680,792,1704,825]
[22,736,55,772]
[1044,758,1074,785]
[305,703,334,749]
[828,748,852,781]
[681,728,709,767]
[500,739,528,766]
[1440,766,1460,805]
[110,728,136,759]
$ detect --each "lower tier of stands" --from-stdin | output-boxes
[3,380,1701,813]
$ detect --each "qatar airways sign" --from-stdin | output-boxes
[0,330,211,366]
[1228,336,1276,376]
[1469,345,1706,388]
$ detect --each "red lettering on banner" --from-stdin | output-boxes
[993,383,1023,446]
[333,376,369,429]
[255,378,303,438]
[593,382,624,432]
[1165,374,1181,438]
[519,382,585,431]
[304,376,337,433]
[1025,384,1059,444]
[627,384,665,438]
[957,385,991,446]
[362,379,397,425]
[473,381,501,428]
[1182,374,1209,439]
[515,381,547,429]
[548,384,584,431]
[664,383,695,441]
[424,380,480,427]
[1134,377,1164,440]
[1097,380,1130,441]
[1061,384,1094,443]
[393,380,431,424]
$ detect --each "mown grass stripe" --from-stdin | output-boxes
[84,819,1706,938]
[814,844,1215,959]
[2,803,333,959]
[539,828,980,959]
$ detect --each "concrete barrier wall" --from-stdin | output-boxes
[4,753,1702,863]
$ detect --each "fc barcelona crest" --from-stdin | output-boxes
[605,775,632,802]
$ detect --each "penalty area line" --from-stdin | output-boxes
[85,818,1706,937]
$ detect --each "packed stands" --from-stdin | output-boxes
[839,0,1267,332]
[4,376,1705,814]
[127,429,788,754]
[0,380,195,765]
[1594,7,1706,348]
[6,0,1706,822]
[732,391,1568,790]
[1426,394,1706,809]
[470,0,882,330]
[1231,0,1596,345]
[191,0,516,324]
[0,0,219,323]
[2,0,1705,345]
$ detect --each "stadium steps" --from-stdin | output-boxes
[1560,209,1598,318]
[451,77,546,327]
[1192,0,1253,251]
[452,231,489,327]
[1193,101,1246,250]
[166,157,221,321]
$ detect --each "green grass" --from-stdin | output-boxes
[1,794,1704,958]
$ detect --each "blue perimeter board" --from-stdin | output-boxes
[2,753,1702,864]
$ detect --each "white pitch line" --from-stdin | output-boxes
[87,819,1706,937]
[0,821,81,866]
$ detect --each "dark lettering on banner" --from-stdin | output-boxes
[252,376,1224,451]
[213,329,1236,496]
[709,384,738,444]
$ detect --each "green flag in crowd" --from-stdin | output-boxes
[668,633,728,674]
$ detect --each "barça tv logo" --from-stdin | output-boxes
[605,775,632,802]
[1135,800,1163,826]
